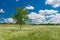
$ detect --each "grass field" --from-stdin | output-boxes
[0,24,60,40]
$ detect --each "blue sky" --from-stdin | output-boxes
[0,0,60,23]
[0,0,51,18]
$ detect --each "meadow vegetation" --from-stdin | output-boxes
[0,24,60,40]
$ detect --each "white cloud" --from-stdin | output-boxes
[39,9,58,15]
[26,5,34,10]
[16,0,19,2]
[0,9,5,13]
[28,12,45,24]
[28,10,60,24]
[45,0,60,8]
[28,12,38,19]
[39,9,60,24]
[46,15,55,18]
[4,18,16,23]
[50,14,60,24]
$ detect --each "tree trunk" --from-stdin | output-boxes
[20,24,22,30]
[19,18,22,30]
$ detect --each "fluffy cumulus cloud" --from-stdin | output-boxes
[50,14,60,24]
[45,0,60,8]
[39,9,58,15]
[28,12,45,24]
[26,5,34,10]
[4,18,16,23]
[16,0,19,2]
[0,9,5,13]
[28,9,60,24]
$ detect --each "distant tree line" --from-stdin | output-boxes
[0,23,60,25]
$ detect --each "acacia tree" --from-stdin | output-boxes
[13,7,28,30]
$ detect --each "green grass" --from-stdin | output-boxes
[0,24,60,40]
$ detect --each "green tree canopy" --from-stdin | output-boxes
[13,7,28,30]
